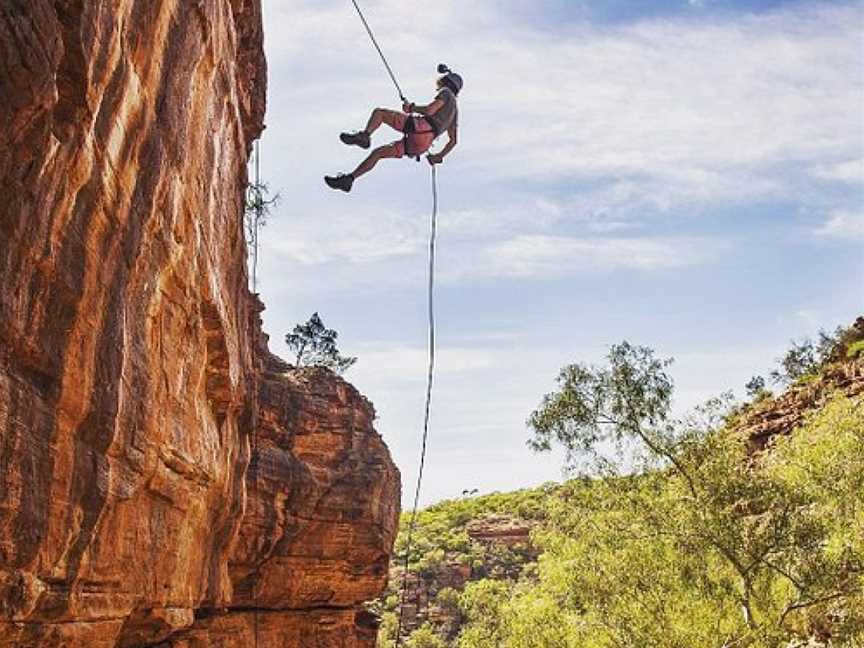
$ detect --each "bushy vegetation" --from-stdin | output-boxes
[768,324,858,386]
[476,393,862,647]
[393,487,551,565]
[375,487,552,647]
[378,325,864,648]
[244,178,278,290]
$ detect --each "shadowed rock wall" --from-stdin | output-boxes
[0,2,399,646]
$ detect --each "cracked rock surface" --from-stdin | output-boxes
[0,2,400,646]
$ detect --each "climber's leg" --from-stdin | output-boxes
[364,108,405,135]
[351,142,402,179]
[342,109,406,149]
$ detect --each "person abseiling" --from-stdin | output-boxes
[325,65,462,192]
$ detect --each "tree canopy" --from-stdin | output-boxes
[285,312,356,374]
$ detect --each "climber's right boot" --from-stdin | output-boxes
[339,131,371,149]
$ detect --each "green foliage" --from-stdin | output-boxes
[761,395,864,639]
[406,624,448,648]
[436,586,461,611]
[517,336,864,647]
[745,374,771,401]
[846,339,864,359]
[393,487,550,566]
[376,611,398,648]
[456,580,511,648]
[244,179,279,290]
[284,312,356,374]
[528,341,675,472]
[769,325,855,386]
[379,331,863,648]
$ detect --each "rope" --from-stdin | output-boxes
[252,140,261,291]
[395,165,437,645]
[252,140,261,648]
[345,4,439,641]
[349,0,407,101]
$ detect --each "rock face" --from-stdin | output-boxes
[743,318,864,450]
[0,2,400,646]
[465,514,534,547]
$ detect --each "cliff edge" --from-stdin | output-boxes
[0,2,400,646]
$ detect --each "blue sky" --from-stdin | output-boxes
[256,0,863,506]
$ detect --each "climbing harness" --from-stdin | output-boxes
[347,3,440,644]
[402,116,436,162]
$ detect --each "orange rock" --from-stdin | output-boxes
[0,2,400,646]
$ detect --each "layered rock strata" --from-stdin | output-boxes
[0,2,399,646]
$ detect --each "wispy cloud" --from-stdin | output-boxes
[263,0,862,251]
[815,210,864,239]
[454,234,710,280]
[813,158,864,184]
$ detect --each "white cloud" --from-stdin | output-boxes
[262,0,862,246]
[255,1,864,506]
[815,210,864,239]
[448,234,710,280]
[263,205,426,265]
[354,344,499,377]
[813,158,864,184]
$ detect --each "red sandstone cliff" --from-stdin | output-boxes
[0,2,400,646]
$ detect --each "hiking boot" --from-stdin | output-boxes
[340,131,370,149]
[325,173,354,192]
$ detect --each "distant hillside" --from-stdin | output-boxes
[374,319,864,648]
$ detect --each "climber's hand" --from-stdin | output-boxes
[427,153,443,166]
[402,101,414,114]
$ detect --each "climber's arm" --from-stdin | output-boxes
[403,98,444,116]
[428,121,458,165]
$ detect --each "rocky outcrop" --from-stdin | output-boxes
[466,514,535,547]
[0,2,399,646]
[743,318,864,450]
[392,514,538,641]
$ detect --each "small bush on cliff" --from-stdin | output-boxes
[285,313,357,374]
[745,374,771,401]
[244,179,279,290]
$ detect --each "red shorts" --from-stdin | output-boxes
[390,114,436,158]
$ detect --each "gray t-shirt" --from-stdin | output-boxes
[426,88,458,135]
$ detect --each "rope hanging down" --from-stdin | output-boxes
[252,140,262,648]
[349,0,407,101]
[395,166,438,645]
[347,3,438,643]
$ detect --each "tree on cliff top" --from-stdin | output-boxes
[285,313,357,374]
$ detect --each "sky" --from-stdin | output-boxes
[255,0,864,507]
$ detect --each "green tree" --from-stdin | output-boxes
[527,341,677,473]
[405,624,448,648]
[456,580,510,648]
[745,374,769,400]
[769,325,849,385]
[524,342,863,646]
[285,313,356,374]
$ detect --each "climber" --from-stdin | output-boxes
[324,65,462,193]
